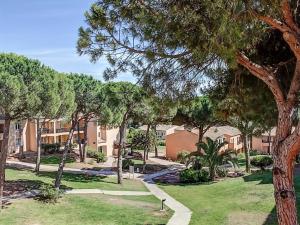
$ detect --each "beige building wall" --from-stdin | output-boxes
[166,130,198,161]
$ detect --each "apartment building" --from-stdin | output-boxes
[0,117,119,157]
[252,127,276,154]
[139,125,180,140]
[165,125,243,160]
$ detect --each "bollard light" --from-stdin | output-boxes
[161,199,166,211]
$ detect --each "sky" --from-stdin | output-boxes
[0,0,134,82]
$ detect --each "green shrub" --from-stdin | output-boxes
[86,147,106,163]
[95,152,106,163]
[177,151,190,164]
[122,159,134,169]
[250,155,273,170]
[37,184,62,203]
[158,141,165,146]
[216,167,228,178]
[179,168,210,183]
[42,143,61,154]
[237,153,245,159]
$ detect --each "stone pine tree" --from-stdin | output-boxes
[104,82,146,184]
[77,1,300,223]
[208,68,277,173]
[33,68,61,173]
[53,74,78,189]
[70,74,103,163]
[173,96,217,151]
[0,53,45,208]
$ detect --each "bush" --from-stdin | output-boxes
[177,151,190,164]
[158,141,165,146]
[179,168,210,183]
[37,184,62,203]
[42,143,61,154]
[122,159,134,169]
[95,152,106,163]
[216,167,228,178]
[250,155,273,170]
[87,147,106,163]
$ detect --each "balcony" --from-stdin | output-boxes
[56,128,70,133]
[42,128,54,134]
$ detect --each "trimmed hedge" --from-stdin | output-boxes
[179,168,210,183]
[250,155,273,170]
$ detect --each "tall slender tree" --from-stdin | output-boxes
[0,53,45,208]
[104,82,146,184]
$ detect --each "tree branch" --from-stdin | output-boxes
[282,0,300,35]
[237,52,285,105]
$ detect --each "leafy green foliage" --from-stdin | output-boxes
[179,168,210,183]
[41,143,61,154]
[250,155,273,170]
[122,159,135,169]
[37,184,62,204]
[198,137,238,180]
[176,151,190,164]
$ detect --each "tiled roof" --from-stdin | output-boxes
[139,124,179,131]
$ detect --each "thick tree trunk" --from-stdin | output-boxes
[55,119,77,189]
[82,120,88,163]
[117,114,127,184]
[0,118,10,209]
[77,122,83,162]
[272,107,299,225]
[153,125,158,157]
[35,118,43,174]
[243,134,250,173]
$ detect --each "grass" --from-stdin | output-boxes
[40,155,76,165]
[159,171,289,225]
[6,168,147,191]
[0,194,172,225]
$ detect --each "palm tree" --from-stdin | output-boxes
[197,137,238,181]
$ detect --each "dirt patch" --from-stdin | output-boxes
[227,211,271,225]
[3,180,39,197]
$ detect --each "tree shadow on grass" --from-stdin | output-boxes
[6,167,117,189]
[242,171,273,185]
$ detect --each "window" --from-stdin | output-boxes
[230,138,234,143]
[15,123,21,130]
[16,138,22,147]
[98,146,103,153]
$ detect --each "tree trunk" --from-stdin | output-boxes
[243,134,250,173]
[209,166,215,181]
[77,122,83,162]
[153,125,158,157]
[82,120,88,163]
[35,118,43,174]
[55,119,77,189]
[0,118,10,209]
[272,107,298,225]
[197,127,204,152]
[143,124,150,173]
[117,114,127,184]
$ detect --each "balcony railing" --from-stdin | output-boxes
[42,128,54,134]
[56,128,70,133]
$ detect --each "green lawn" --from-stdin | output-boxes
[0,194,172,225]
[6,168,147,191]
[159,171,296,225]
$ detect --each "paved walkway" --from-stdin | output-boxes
[65,189,152,196]
[142,173,192,225]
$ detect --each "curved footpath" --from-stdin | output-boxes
[6,160,192,225]
[142,170,192,225]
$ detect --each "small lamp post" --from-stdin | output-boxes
[161,199,166,211]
